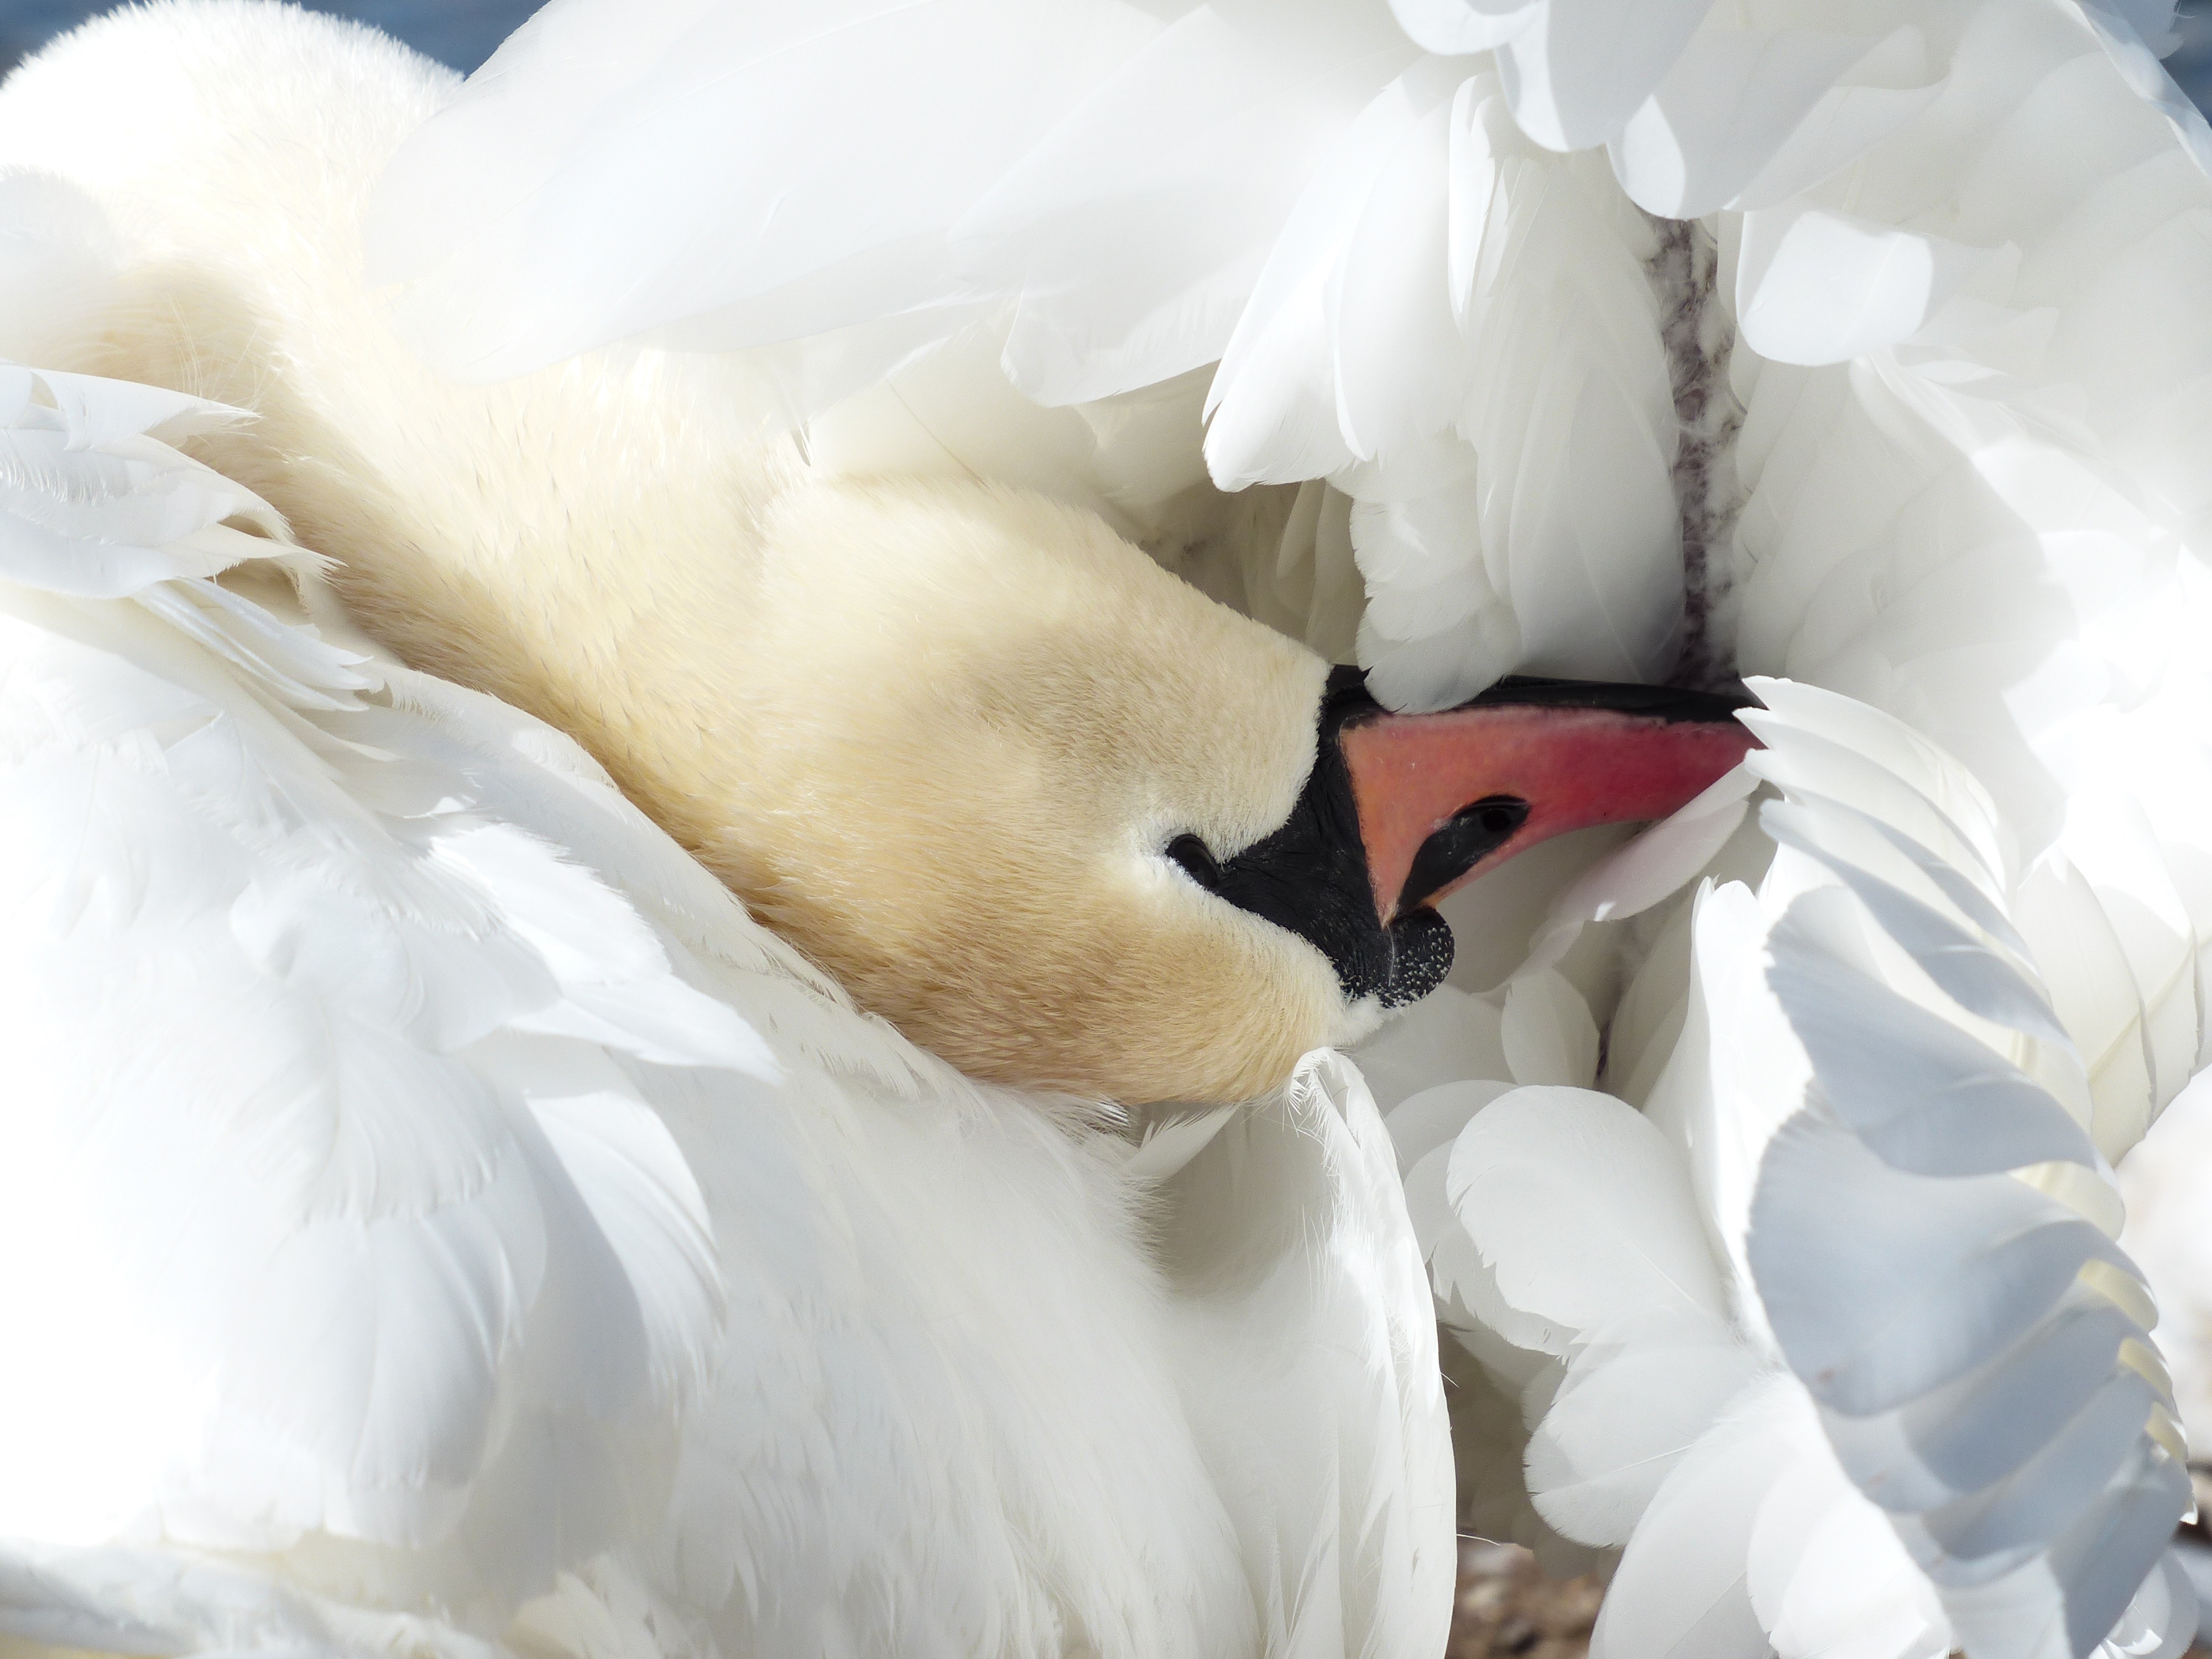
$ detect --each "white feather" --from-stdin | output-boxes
[0,333,1452,1657]
[36,0,2212,1650]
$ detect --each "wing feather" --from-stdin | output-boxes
[0,363,753,1589]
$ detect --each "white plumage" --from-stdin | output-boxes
[0,351,1452,1655]
[5,0,2212,1656]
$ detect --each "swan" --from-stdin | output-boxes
[335,0,2212,1653]
[0,6,1753,1658]
[0,2,1751,1108]
[4,1,2212,1656]
[334,0,2212,1650]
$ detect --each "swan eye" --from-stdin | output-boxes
[1166,833,1223,890]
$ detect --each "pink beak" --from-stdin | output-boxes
[1340,679,1760,925]
[1173,671,1759,1013]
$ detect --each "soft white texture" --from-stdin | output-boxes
[0,342,1453,1655]
[310,0,2212,1646]
[1409,685,2197,1659]
[11,0,2212,1655]
[368,0,1692,711]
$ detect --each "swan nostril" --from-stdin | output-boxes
[1397,795,1530,913]
[1457,795,1529,841]
[1475,804,1520,837]
[1166,833,1223,890]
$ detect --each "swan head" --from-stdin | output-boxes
[0,1,1731,1103]
[711,478,1754,1104]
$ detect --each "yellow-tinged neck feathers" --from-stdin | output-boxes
[3,4,1761,1106]
[0,4,1362,1102]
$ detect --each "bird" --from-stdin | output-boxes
[0,202,1475,1659]
[328,0,2212,1653]
[0,0,1754,1109]
[0,4,1755,1658]
[5,1,2212,1657]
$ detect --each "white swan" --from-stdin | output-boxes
[0,2,1753,1107]
[5,0,2212,1656]
[0,6,1756,1658]
[342,0,2212,1653]
[0,244,1465,1659]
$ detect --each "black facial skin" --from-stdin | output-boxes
[1400,795,1528,919]
[1173,667,1460,1008]
[1168,667,1754,1009]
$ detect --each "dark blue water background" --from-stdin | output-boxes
[0,0,534,75]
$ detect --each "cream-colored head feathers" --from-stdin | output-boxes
[0,0,1370,1103]
[724,481,1347,1100]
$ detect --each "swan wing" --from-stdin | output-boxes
[0,360,772,1623]
[360,1,1678,682]
[354,0,1950,694]
[1744,684,2190,1659]
[363,0,1418,406]
[361,0,2212,726]
[1421,681,2198,1659]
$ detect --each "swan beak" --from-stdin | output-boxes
[1336,672,1759,928]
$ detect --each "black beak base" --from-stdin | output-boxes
[1206,669,1452,1009]
[1202,667,1754,1010]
